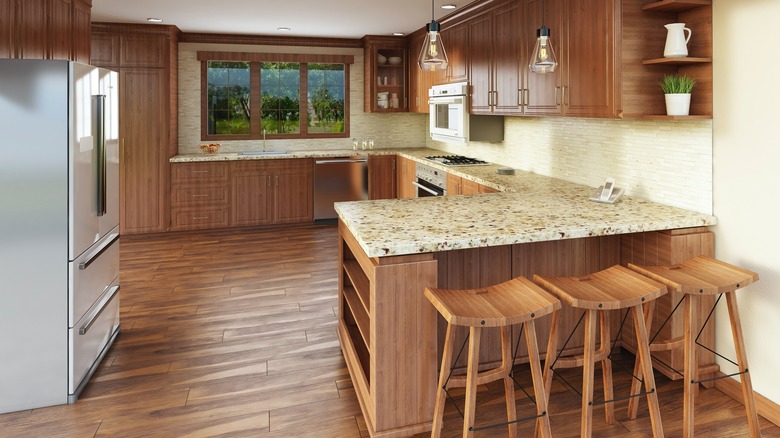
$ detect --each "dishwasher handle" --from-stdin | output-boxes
[315,158,368,164]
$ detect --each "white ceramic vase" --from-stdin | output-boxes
[665,93,691,116]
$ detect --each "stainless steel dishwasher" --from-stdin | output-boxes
[314,156,368,220]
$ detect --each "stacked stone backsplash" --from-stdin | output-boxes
[177,43,427,154]
[428,117,713,215]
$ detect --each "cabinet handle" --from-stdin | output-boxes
[493,90,498,108]
[79,285,120,335]
[192,194,209,198]
[555,86,561,106]
[192,170,209,174]
[275,175,279,187]
[563,86,569,106]
[267,175,271,187]
[192,216,209,220]
[517,89,522,107]
[121,138,125,162]
[524,89,529,107]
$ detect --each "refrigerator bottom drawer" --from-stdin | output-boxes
[69,280,120,394]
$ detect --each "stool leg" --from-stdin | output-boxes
[537,310,559,438]
[581,309,598,438]
[683,294,699,438]
[628,299,655,420]
[500,325,518,438]
[526,319,553,438]
[463,326,482,438]
[599,311,615,425]
[725,291,762,437]
[633,303,665,438]
[431,323,455,438]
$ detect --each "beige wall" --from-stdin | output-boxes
[428,117,713,214]
[177,42,426,154]
[713,0,780,404]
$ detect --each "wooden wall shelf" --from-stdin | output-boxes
[642,0,711,12]
[642,57,712,65]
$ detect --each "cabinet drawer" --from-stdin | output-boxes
[172,208,230,230]
[171,186,229,207]
[69,232,120,328]
[232,158,313,173]
[171,162,229,183]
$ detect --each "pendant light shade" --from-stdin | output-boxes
[529,0,558,74]
[418,0,449,71]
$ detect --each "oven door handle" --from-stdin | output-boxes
[429,96,464,105]
[412,181,440,196]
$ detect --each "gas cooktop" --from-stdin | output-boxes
[424,155,490,166]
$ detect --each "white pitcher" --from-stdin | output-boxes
[664,23,692,58]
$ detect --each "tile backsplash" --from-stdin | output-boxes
[428,117,713,215]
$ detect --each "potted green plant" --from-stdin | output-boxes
[659,73,697,116]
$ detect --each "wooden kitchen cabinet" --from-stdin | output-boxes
[368,155,396,200]
[439,20,469,85]
[396,155,417,199]
[469,0,524,115]
[362,36,408,113]
[170,162,231,231]
[91,23,180,235]
[446,173,480,195]
[231,159,313,227]
[1,0,91,61]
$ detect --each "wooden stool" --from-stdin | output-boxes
[628,255,761,438]
[425,276,561,438]
[533,265,667,438]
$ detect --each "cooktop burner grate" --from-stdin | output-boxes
[424,155,490,166]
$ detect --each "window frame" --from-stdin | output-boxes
[199,51,353,141]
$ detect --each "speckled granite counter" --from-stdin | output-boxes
[335,169,716,258]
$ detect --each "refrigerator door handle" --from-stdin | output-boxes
[79,284,120,335]
[79,232,119,271]
[93,95,107,217]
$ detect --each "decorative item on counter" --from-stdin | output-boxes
[199,143,220,154]
[389,93,399,109]
[497,167,515,175]
[660,73,696,116]
[368,139,375,150]
[664,23,692,58]
[361,139,368,151]
[377,54,387,65]
[352,138,358,151]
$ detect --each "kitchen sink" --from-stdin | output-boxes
[239,151,288,156]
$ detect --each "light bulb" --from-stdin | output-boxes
[539,38,548,61]
[429,33,438,57]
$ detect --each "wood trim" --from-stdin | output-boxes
[92,22,181,40]
[196,51,354,64]
[715,374,780,428]
[182,32,362,48]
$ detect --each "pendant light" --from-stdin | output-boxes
[418,0,449,71]
[529,0,558,74]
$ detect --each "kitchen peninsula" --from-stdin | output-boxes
[334,164,717,437]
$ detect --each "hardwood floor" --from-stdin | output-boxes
[0,224,777,437]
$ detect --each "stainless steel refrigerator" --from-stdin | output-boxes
[0,60,120,413]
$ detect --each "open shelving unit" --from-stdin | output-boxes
[639,0,712,119]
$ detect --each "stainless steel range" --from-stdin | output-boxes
[425,155,490,166]
[414,162,447,197]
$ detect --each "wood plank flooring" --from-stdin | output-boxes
[0,224,778,437]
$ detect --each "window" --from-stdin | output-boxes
[200,52,353,140]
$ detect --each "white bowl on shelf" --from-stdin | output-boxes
[387,56,402,65]
[377,54,387,64]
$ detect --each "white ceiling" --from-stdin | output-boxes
[91,0,462,39]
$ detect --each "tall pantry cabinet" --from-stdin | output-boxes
[91,23,180,235]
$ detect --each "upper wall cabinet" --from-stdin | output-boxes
[362,36,408,113]
[0,0,92,62]
[440,20,469,84]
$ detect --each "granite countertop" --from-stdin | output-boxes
[169,148,716,258]
[334,169,717,258]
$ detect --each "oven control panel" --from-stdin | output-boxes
[415,162,447,190]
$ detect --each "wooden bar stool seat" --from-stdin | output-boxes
[533,265,667,438]
[628,255,761,438]
[425,276,561,438]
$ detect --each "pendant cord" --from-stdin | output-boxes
[542,0,546,28]
[431,0,434,21]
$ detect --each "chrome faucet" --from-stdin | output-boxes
[262,129,266,152]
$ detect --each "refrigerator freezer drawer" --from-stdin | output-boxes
[68,279,120,395]
[69,229,120,327]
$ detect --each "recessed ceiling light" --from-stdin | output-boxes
[441,4,457,9]
[277,27,291,32]
[146,17,163,23]
[393,32,405,36]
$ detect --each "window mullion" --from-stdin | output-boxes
[300,63,308,136]
[250,62,262,138]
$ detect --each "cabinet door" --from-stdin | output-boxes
[523,0,563,115]
[441,21,469,84]
[409,35,424,113]
[17,0,46,59]
[274,171,313,224]
[120,68,168,234]
[461,178,480,195]
[120,34,167,68]
[232,172,273,226]
[562,0,616,117]
[91,32,120,67]
[396,156,416,199]
[0,0,11,58]
[47,0,71,60]
[446,174,461,196]
[469,12,494,115]
[368,155,396,200]
[493,1,524,115]
[71,0,91,64]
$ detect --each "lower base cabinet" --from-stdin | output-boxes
[170,159,313,231]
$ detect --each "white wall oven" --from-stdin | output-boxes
[429,82,469,144]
